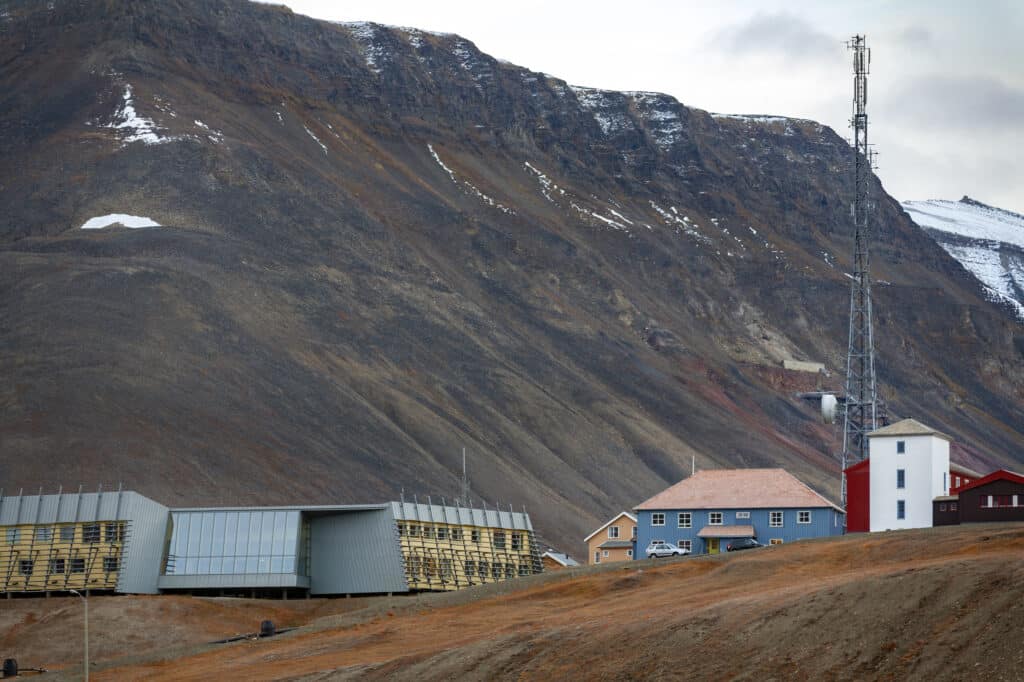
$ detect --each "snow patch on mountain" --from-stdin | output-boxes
[570,86,632,136]
[304,125,328,154]
[343,22,386,74]
[905,197,1024,321]
[80,214,161,229]
[107,85,174,145]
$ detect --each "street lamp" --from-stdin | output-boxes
[69,589,88,682]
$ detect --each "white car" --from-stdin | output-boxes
[645,540,690,558]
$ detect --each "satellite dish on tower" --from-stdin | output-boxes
[822,394,838,424]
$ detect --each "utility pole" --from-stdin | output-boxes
[840,34,882,513]
[70,589,88,681]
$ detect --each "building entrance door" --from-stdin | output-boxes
[707,538,719,554]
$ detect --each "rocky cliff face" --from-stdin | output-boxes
[1,0,1023,548]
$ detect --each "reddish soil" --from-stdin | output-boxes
[4,523,1023,680]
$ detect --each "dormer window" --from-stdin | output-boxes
[896,440,906,454]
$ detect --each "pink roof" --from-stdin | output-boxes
[636,468,843,513]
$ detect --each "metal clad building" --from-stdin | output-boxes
[0,489,168,594]
[0,490,542,597]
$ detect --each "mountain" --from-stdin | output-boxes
[1,0,1023,549]
[904,197,1024,321]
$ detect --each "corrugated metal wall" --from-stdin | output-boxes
[309,508,407,595]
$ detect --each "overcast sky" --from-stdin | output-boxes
[262,0,1024,214]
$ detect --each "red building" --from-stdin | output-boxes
[933,470,1024,525]
[844,459,981,533]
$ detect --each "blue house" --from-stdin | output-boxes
[634,468,844,556]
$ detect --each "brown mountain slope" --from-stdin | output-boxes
[4,524,1021,679]
[0,0,1022,549]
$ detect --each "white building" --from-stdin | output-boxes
[867,419,950,532]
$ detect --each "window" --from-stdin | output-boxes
[491,563,502,579]
[608,526,620,539]
[406,554,421,579]
[954,475,961,488]
[421,526,433,539]
[436,526,448,540]
[770,539,784,545]
[897,500,906,520]
[396,523,405,536]
[450,528,463,541]
[19,559,34,576]
[980,495,992,508]
[943,472,948,492]
[478,560,489,579]
[70,558,86,574]
[677,512,691,528]
[49,558,66,574]
[678,540,692,552]
[896,469,905,489]
[441,558,454,581]
[594,551,600,564]
[464,560,475,579]
[494,531,506,549]
[770,511,783,528]
[103,557,119,573]
[897,440,905,454]
[6,528,19,544]
[939,503,947,511]
[60,526,75,542]
[504,562,515,579]
[736,511,750,519]
[797,511,811,524]
[651,513,665,526]
[709,512,723,525]
[518,562,531,576]
[471,529,480,543]
[511,533,522,550]
[626,549,633,558]
[951,503,958,511]
[407,524,419,537]
[631,526,637,538]
[602,550,609,558]
[82,524,101,543]
[35,527,52,542]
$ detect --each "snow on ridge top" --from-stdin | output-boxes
[569,85,633,136]
[903,198,1024,249]
[342,21,386,73]
[80,214,161,230]
[711,113,792,123]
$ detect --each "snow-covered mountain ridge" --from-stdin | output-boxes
[904,197,1024,320]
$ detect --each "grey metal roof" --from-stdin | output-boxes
[170,503,389,514]
[598,539,634,549]
[390,501,533,531]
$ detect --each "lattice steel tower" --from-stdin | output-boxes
[840,35,880,511]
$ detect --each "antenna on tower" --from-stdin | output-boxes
[460,447,470,506]
[840,34,884,517]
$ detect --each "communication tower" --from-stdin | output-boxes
[840,35,882,511]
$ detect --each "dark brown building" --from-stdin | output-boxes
[932,470,1024,526]
[932,495,961,526]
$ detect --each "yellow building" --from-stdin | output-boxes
[584,511,637,565]
[0,489,170,595]
[392,501,543,591]
[0,521,126,593]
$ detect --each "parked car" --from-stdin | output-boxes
[645,541,690,558]
[725,538,762,552]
